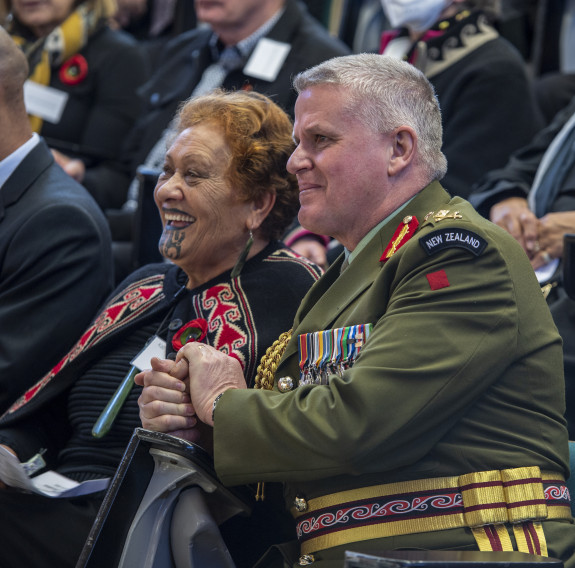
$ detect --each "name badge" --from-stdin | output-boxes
[131,335,166,371]
[243,38,291,82]
[24,80,69,124]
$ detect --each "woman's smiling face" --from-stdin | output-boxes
[154,123,255,285]
[11,0,77,37]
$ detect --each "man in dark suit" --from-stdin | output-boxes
[0,26,114,413]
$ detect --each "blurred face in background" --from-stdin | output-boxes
[11,0,77,37]
[379,0,455,32]
[194,0,282,44]
[195,0,260,24]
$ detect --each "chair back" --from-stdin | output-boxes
[133,166,164,268]
[77,429,252,568]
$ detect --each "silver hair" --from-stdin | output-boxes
[293,53,448,183]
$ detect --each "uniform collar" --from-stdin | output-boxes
[346,196,415,267]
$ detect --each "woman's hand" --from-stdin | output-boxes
[135,357,199,443]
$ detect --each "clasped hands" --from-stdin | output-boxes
[135,343,247,442]
[490,197,574,269]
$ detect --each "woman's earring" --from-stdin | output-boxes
[231,230,254,278]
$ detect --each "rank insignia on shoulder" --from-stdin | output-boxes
[419,228,487,256]
[422,210,464,225]
[433,210,463,222]
[380,215,419,263]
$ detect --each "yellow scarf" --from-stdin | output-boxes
[11,3,99,132]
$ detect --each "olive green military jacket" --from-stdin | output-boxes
[213,182,573,563]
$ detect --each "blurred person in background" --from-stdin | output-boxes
[378,0,544,199]
[110,0,197,69]
[1,0,149,210]
[470,93,575,439]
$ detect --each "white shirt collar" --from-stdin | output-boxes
[235,6,284,57]
[208,6,285,60]
[0,133,41,190]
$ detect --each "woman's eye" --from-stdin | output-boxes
[185,171,200,183]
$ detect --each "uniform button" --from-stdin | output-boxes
[169,318,183,331]
[277,376,294,392]
[298,554,315,565]
[294,496,308,512]
[403,215,413,224]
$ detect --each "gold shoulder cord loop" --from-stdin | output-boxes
[254,329,292,390]
[254,329,292,501]
[541,281,557,300]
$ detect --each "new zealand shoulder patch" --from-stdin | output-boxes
[419,228,487,257]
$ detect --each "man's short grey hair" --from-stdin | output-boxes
[293,53,448,183]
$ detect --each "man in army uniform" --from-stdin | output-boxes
[137,54,575,567]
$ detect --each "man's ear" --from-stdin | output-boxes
[388,126,416,176]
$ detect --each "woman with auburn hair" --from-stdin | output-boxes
[0,89,322,567]
[1,0,149,209]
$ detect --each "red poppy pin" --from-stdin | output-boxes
[59,54,88,86]
[171,318,208,351]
